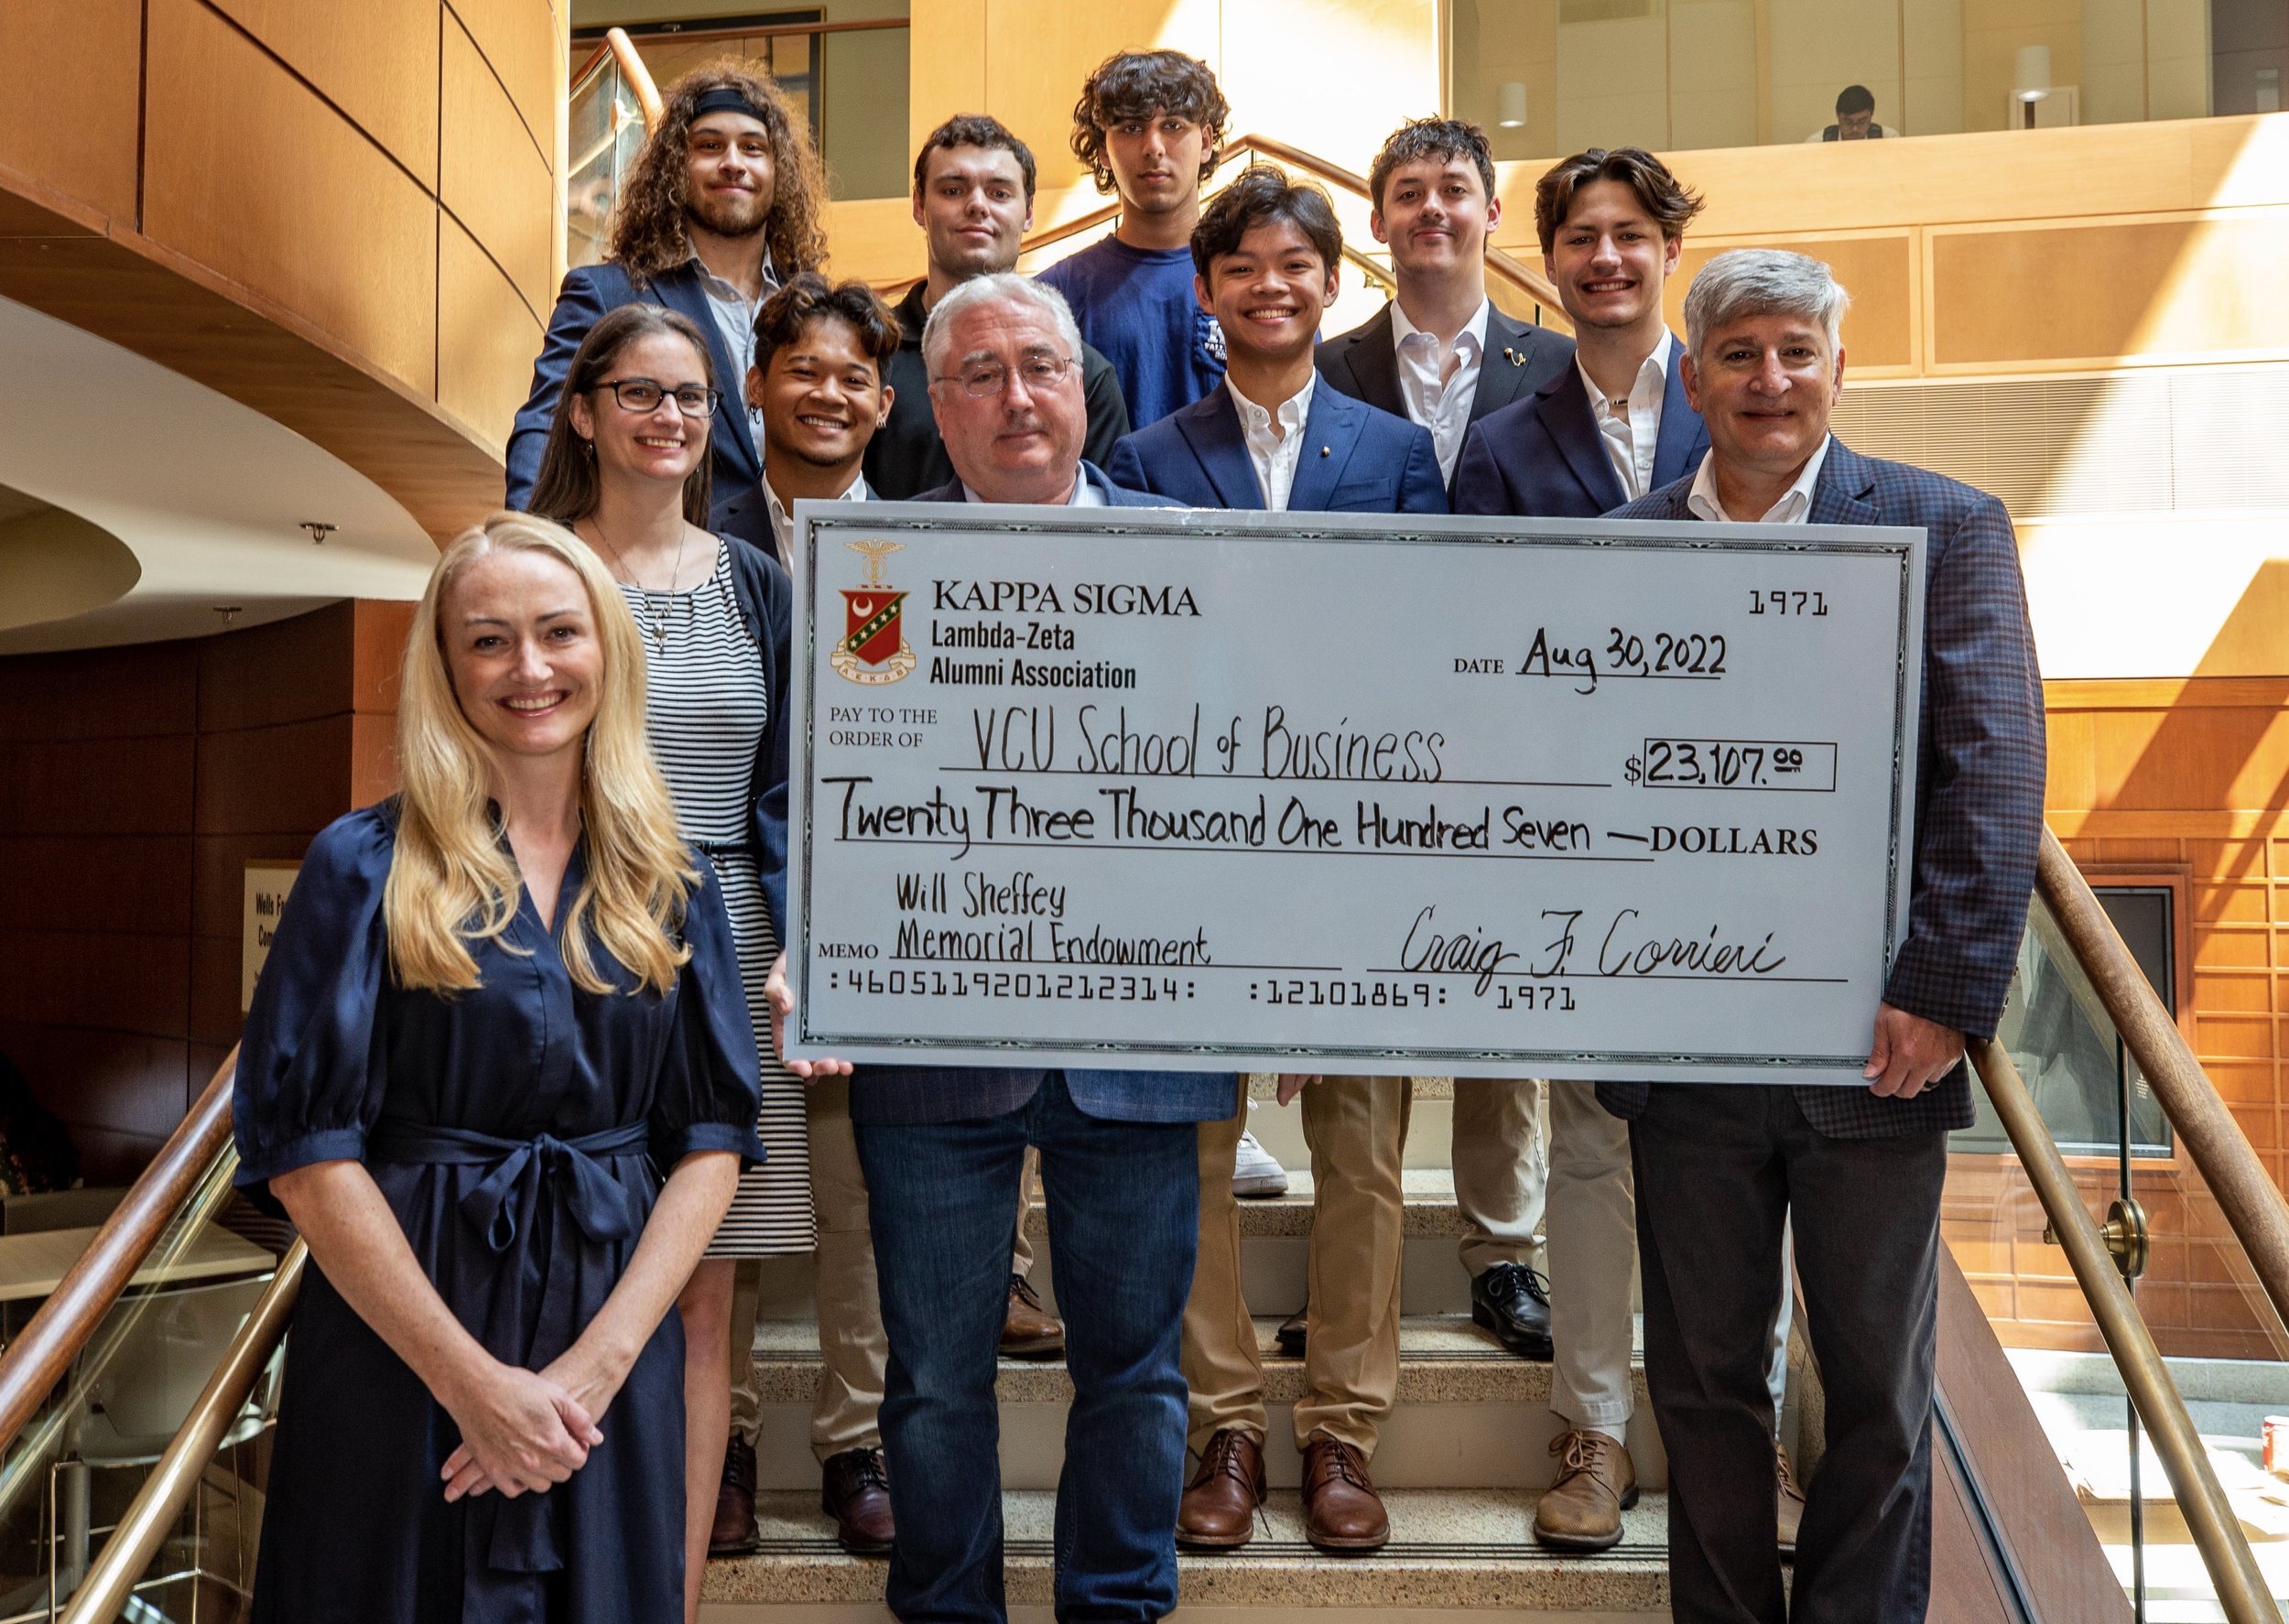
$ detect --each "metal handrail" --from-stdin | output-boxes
[2037,828,2289,1336]
[0,1050,239,1460]
[1971,1036,2282,1623]
[56,1241,305,1624]
[603,27,661,133]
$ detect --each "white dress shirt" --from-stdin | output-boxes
[763,471,870,572]
[1579,330,1672,502]
[1390,298,1490,484]
[1228,372,1315,512]
[689,244,778,442]
[1686,434,1833,524]
[962,471,1106,506]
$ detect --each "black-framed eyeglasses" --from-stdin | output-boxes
[932,354,1075,399]
[592,377,720,417]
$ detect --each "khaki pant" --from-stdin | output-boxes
[1184,1077,1410,1456]
[1452,1077,1546,1276]
[727,1079,1038,1460]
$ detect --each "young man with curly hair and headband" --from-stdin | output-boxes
[506,64,827,528]
[1038,49,1232,431]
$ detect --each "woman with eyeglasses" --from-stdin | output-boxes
[527,304,850,1620]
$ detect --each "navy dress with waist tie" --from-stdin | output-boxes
[232,802,765,1623]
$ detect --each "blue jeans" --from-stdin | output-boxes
[856,1074,1199,1623]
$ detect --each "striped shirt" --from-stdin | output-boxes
[621,545,813,1255]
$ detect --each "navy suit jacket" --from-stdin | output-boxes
[1316,300,1575,454]
[1102,383,1447,514]
[1597,440,2046,1138]
[505,262,765,527]
[844,460,1241,1128]
[1450,336,1709,519]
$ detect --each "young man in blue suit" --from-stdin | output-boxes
[771,270,1239,1623]
[1605,250,2044,1624]
[1108,167,1437,1555]
[504,66,824,525]
[1452,147,1709,523]
[1107,166,1444,516]
[1452,146,1774,1557]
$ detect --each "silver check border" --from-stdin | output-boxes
[786,503,1926,1082]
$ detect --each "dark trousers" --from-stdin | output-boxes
[855,1073,1200,1623]
[1630,1084,1947,1624]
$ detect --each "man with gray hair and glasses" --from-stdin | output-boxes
[1597,249,2045,1624]
[808,268,1238,1620]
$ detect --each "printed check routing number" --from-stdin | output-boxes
[785,504,1927,1085]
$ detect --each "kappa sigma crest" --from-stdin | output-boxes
[830,540,917,684]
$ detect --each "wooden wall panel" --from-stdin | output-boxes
[447,0,560,168]
[438,218,541,457]
[142,0,439,395]
[1674,232,1916,372]
[0,0,142,227]
[440,11,554,318]
[0,837,194,935]
[981,1,1188,195]
[0,737,196,836]
[908,0,988,162]
[205,0,443,189]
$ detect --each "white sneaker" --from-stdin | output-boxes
[1233,1106,1289,1197]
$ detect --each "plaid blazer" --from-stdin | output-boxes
[1597,439,2045,1138]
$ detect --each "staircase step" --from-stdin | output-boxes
[701,1488,1669,1618]
[745,1315,1664,1493]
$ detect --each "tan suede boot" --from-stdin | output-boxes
[1532,1429,1638,1552]
[1776,1439,1806,1555]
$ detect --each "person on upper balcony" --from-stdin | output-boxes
[865,114,1130,500]
[1037,49,1232,431]
[1603,248,2044,1624]
[1806,83,1902,141]
[1316,116,1573,490]
[505,65,826,527]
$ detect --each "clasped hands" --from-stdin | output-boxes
[1274,1004,1959,1104]
[435,1350,621,1502]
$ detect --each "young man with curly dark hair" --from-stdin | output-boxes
[1037,49,1232,430]
[505,63,827,528]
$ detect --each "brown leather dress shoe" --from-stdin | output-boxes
[709,1434,758,1556]
[1533,1429,1637,1552]
[820,1446,895,1555]
[1775,1438,1806,1556]
[1300,1435,1390,1553]
[1177,1428,1266,1550]
[1000,1273,1066,1359]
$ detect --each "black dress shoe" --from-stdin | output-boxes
[1275,1303,1307,1357]
[1471,1261,1553,1359]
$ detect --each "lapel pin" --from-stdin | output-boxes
[1505,347,1524,366]
[1320,446,1331,457]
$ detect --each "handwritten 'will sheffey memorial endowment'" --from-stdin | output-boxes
[786,505,1926,1086]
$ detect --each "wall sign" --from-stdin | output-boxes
[243,862,302,1012]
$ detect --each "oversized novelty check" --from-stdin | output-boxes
[785,504,1925,1085]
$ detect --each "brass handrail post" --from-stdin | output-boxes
[1972,1037,2281,1624]
[605,27,662,132]
[56,1241,306,1624]
[2037,828,2289,1337]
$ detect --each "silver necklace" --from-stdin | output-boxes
[591,517,689,651]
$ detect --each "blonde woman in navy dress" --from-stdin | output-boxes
[526,302,844,1619]
[231,514,765,1620]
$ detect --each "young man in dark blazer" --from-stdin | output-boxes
[865,114,1130,500]
[1107,166,1437,1556]
[505,67,824,525]
[1316,118,1572,490]
[771,271,1238,1622]
[1606,249,2045,1624]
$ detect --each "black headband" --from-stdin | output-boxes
[690,87,770,125]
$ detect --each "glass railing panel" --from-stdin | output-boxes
[1451,0,2271,160]
[570,13,914,201]
[567,51,643,271]
[0,1142,283,1624]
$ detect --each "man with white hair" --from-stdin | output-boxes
[836,269,1237,1621]
[1600,248,2044,1624]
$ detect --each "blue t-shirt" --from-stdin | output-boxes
[1038,238,1225,431]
